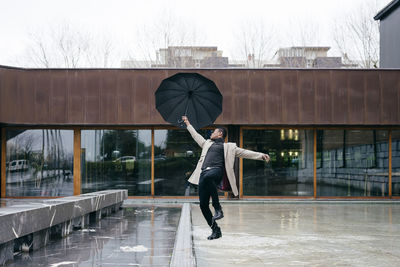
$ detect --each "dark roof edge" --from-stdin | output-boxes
[374,0,400,20]
[0,65,25,70]
[1,64,400,71]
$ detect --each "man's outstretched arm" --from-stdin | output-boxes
[182,116,206,148]
[235,147,270,162]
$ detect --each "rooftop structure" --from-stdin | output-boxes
[265,46,358,68]
[122,46,231,68]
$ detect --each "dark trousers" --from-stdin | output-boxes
[199,167,223,226]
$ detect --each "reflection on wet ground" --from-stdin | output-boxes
[192,203,400,267]
[6,169,74,197]
[8,205,181,267]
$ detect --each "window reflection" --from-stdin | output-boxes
[317,130,389,197]
[392,130,400,196]
[81,130,151,196]
[243,129,314,196]
[154,129,210,196]
[6,129,74,196]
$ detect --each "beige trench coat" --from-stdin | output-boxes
[187,125,265,196]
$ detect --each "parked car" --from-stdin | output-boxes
[113,156,136,172]
[8,160,29,172]
[154,155,166,161]
[113,156,136,163]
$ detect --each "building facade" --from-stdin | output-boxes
[122,46,231,69]
[375,0,400,68]
[265,47,358,68]
[1,66,400,199]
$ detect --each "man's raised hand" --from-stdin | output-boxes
[182,116,190,126]
[262,154,270,162]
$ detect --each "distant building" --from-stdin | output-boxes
[265,46,358,68]
[121,60,152,68]
[225,60,246,68]
[374,0,400,68]
[153,46,230,68]
[122,46,232,68]
[123,46,358,69]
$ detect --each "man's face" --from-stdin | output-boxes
[210,129,223,140]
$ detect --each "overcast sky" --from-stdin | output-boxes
[0,0,391,67]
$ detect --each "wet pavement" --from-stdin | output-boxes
[7,204,181,267]
[3,200,400,266]
[192,203,400,267]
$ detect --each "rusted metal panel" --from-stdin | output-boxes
[213,70,233,124]
[208,70,235,125]
[51,70,68,123]
[330,71,348,124]
[281,70,299,124]
[85,70,101,123]
[264,70,282,124]
[116,70,134,123]
[34,70,51,123]
[17,69,35,123]
[1,67,400,126]
[149,70,168,124]
[1,69,19,123]
[249,71,266,124]
[100,70,118,124]
[0,70,3,121]
[364,71,381,124]
[68,70,85,123]
[314,70,332,124]
[133,71,151,124]
[298,70,315,124]
[232,70,249,124]
[380,71,400,124]
[347,71,365,124]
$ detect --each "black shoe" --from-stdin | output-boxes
[212,209,224,222]
[207,223,222,240]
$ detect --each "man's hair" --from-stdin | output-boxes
[216,127,227,139]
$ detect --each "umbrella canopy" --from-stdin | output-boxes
[155,73,223,130]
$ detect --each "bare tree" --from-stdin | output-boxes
[19,134,36,160]
[234,20,276,68]
[287,18,321,48]
[268,18,323,68]
[333,0,384,68]
[128,10,206,67]
[85,35,116,68]
[18,22,116,68]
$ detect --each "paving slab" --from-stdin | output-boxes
[192,203,400,267]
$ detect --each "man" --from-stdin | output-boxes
[182,116,270,240]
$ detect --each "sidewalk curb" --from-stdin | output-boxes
[170,203,196,267]
[123,199,400,205]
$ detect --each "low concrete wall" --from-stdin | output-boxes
[170,203,196,267]
[0,190,127,265]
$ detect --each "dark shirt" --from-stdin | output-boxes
[201,138,225,170]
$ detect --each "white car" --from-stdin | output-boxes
[113,156,136,163]
[8,160,29,172]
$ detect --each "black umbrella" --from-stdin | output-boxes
[155,73,223,130]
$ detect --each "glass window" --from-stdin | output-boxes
[243,129,314,196]
[317,130,389,197]
[392,130,400,196]
[154,129,211,196]
[81,130,151,196]
[6,129,74,197]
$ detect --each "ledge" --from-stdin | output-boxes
[0,190,127,265]
[170,203,196,267]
